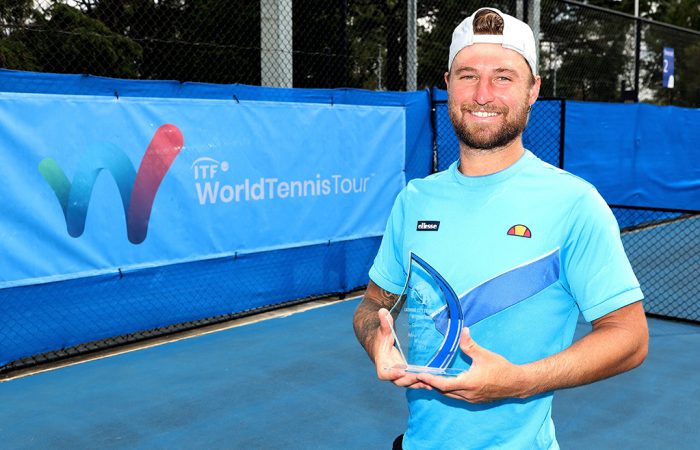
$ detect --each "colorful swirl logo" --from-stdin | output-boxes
[38,124,184,244]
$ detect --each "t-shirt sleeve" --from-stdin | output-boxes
[368,189,408,294]
[562,188,643,322]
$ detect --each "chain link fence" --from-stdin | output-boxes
[3,1,698,104]
[614,207,700,322]
[0,0,411,89]
[539,0,700,106]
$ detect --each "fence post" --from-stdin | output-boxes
[634,0,641,102]
[528,0,541,74]
[516,0,525,21]
[407,0,417,91]
[261,0,293,88]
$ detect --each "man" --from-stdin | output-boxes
[353,7,648,450]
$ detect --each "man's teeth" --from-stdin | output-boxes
[472,111,499,117]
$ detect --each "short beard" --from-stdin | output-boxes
[449,102,530,151]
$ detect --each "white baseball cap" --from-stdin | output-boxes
[448,7,538,76]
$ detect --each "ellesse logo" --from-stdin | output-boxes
[417,220,440,231]
[507,224,532,238]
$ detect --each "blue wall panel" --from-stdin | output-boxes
[565,101,700,211]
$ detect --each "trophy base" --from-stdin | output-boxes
[386,364,463,377]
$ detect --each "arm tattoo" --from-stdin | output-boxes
[353,282,403,359]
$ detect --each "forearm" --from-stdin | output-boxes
[353,280,398,361]
[518,301,648,398]
[353,299,382,361]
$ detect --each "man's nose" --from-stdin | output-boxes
[473,78,494,105]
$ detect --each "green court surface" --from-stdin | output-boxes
[0,298,698,449]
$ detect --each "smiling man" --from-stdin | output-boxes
[353,7,648,450]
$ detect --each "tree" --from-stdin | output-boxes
[32,3,142,77]
[651,0,700,31]
[347,0,386,89]
[73,0,259,83]
[293,0,349,88]
[537,1,634,101]
[641,0,700,106]
[0,0,39,70]
[345,0,407,90]
[2,2,143,77]
[161,0,260,84]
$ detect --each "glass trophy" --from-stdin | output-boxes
[386,252,464,377]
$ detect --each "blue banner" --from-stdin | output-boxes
[0,93,406,288]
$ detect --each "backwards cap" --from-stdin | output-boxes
[448,7,538,75]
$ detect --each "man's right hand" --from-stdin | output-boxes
[353,280,432,390]
[373,308,432,389]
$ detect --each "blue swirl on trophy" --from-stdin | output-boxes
[407,253,464,372]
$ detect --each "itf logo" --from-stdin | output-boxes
[38,124,184,244]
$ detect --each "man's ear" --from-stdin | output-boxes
[529,75,542,106]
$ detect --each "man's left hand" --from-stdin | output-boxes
[416,327,527,403]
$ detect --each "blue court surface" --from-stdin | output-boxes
[0,297,698,449]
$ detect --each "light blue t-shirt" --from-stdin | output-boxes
[369,151,643,450]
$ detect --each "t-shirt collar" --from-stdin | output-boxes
[450,150,532,187]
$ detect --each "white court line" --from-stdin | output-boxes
[1,292,363,382]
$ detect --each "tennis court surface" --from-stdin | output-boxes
[1,297,698,449]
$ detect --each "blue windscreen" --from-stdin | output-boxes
[0,70,432,368]
[565,101,700,211]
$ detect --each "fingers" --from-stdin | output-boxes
[416,372,455,391]
[389,370,433,390]
[416,373,478,402]
[403,381,433,390]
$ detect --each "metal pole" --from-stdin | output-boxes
[516,0,525,21]
[377,45,383,90]
[528,0,540,74]
[544,40,557,96]
[634,0,640,101]
[261,0,293,87]
[407,0,417,91]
